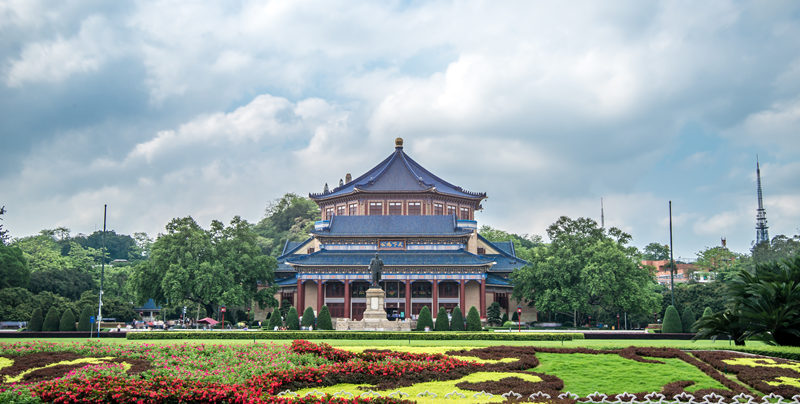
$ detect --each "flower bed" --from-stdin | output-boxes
[126,330,582,341]
[2,340,800,403]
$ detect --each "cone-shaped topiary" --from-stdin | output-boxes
[681,307,697,333]
[434,306,450,331]
[317,305,333,330]
[286,307,300,330]
[662,305,682,333]
[511,310,519,322]
[501,312,508,324]
[450,307,465,331]
[416,306,433,331]
[43,307,60,332]
[702,307,713,319]
[268,309,282,329]
[29,308,43,332]
[77,306,92,331]
[59,309,76,331]
[466,306,482,331]
[301,306,315,328]
[487,302,502,326]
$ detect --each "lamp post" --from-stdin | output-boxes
[616,313,620,330]
[220,306,226,329]
[517,307,522,332]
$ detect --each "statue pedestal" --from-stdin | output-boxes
[334,286,415,331]
[362,287,387,321]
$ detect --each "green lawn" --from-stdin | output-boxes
[533,352,728,396]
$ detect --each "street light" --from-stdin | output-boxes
[220,306,226,329]
[517,307,522,332]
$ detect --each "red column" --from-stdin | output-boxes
[432,279,438,314]
[405,280,411,319]
[459,280,465,311]
[297,278,304,311]
[317,280,324,313]
[344,280,351,319]
[479,277,486,319]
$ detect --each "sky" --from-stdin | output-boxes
[1,1,799,259]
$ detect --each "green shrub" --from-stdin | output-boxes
[487,302,502,326]
[301,307,315,328]
[42,307,60,332]
[127,330,581,341]
[317,306,333,330]
[681,307,696,333]
[286,307,300,330]
[434,307,450,331]
[77,306,92,331]
[59,309,76,331]
[466,306,481,331]
[267,309,282,329]
[702,307,713,319]
[28,308,43,332]
[511,310,519,322]
[450,307,465,331]
[662,305,682,333]
[501,312,508,324]
[416,306,433,331]
[503,321,515,328]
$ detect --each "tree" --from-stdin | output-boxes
[696,246,743,283]
[0,287,35,321]
[752,234,800,266]
[681,307,696,333]
[466,307,482,331]
[254,194,320,257]
[268,309,282,329]
[659,282,727,324]
[134,216,276,318]
[725,255,800,346]
[74,230,137,262]
[43,307,60,331]
[662,305,682,333]
[434,307,450,331]
[286,307,300,330]
[702,307,713,320]
[487,302,502,326]
[78,306,92,331]
[694,309,748,346]
[0,244,29,288]
[642,243,670,261]
[302,306,316,328]
[511,217,660,327]
[511,311,519,322]
[29,268,95,300]
[75,292,137,323]
[478,225,542,262]
[59,309,76,331]
[501,312,508,324]
[450,307,465,331]
[317,306,333,330]
[28,308,43,331]
[0,205,9,244]
[416,306,433,331]
[279,299,292,318]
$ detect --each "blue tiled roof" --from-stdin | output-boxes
[492,241,515,256]
[284,250,494,267]
[486,274,511,286]
[135,298,161,311]
[276,275,298,286]
[310,146,486,200]
[282,240,304,255]
[313,214,472,237]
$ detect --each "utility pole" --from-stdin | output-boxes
[97,204,106,337]
[669,201,675,307]
[600,198,605,228]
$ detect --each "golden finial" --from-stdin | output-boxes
[395,137,403,148]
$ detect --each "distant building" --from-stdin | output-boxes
[643,260,711,285]
[261,138,532,322]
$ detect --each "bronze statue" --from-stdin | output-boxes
[369,253,383,288]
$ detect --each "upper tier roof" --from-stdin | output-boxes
[310,140,486,201]
[284,249,495,267]
[313,214,473,237]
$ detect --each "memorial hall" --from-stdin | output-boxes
[271,138,532,322]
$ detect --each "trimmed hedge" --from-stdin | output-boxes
[450,307,465,331]
[28,308,43,332]
[126,330,583,341]
[681,307,696,333]
[466,306,481,331]
[43,307,60,332]
[317,305,333,330]
[416,306,433,331]
[286,307,300,330]
[434,306,449,331]
[301,307,315,328]
[662,305,682,334]
[59,309,76,332]
[77,306,92,332]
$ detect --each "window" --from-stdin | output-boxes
[433,203,444,215]
[348,203,358,216]
[369,202,383,215]
[447,205,457,216]
[325,282,344,298]
[337,205,345,216]
[408,202,421,215]
[325,208,334,220]
[388,202,402,215]
[307,247,315,254]
[477,247,485,255]
[460,207,470,220]
[438,281,459,298]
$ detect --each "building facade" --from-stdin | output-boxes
[269,138,532,321]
